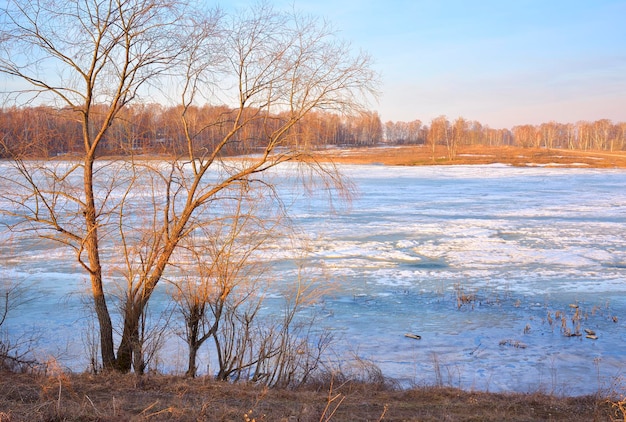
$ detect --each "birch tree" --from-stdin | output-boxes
[450,117,467,160]
[427,115,449,160]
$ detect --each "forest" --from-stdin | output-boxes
[0,106,384,157]
[2,105,624,158]
[385,116,626,151]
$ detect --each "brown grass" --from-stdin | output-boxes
[0,370,619,421]
[319,145,626,168]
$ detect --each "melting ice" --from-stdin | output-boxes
[2,163,626,395]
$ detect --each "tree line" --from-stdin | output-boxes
[384,116,626,153]
[0,105,383,157]
[3,105,625,159]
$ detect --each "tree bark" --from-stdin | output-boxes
[115,306,139,373]
[186,345,198,378]
[84,158,116,369]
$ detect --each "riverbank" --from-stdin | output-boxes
[0,370,619,421]
[320,145,626,168]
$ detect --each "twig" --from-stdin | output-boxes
[57,378,62,415]
[377,404,389,421]
[139,400,159,415]
[84,394,100,416]
[319,377,346,422]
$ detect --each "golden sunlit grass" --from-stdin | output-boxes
[320,145,626,168]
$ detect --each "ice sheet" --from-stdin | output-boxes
[1,163,625,394]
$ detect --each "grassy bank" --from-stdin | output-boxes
[320,145,626,168]
[0,370,622,421]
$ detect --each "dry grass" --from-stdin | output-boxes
[0,370,619,421]
[319,145,626,168]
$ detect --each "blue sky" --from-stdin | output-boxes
[264,0,626,128]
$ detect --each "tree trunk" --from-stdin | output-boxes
[116,306,140,373]
[186,345,198,378]
[84,159,116,369]
[185,303,203,378]
[92,283,116,369]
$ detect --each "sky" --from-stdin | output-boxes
[263,0,626,129]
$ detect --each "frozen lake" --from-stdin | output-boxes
[2,163,625,395]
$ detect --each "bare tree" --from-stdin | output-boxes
[171,182,281,378]
[0,0,197,371]
[171,178,333,386]
[449,117,467,160]
[427,115,449,161]
[512,124,537,149]
[0,0,377,373]
[206,261,332,388]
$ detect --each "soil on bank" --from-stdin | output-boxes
[319,145,626,168]
[0,371,619,421]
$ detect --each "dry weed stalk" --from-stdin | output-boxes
[139,401,175,419]
[431,353,443,387]
[242,385,269,422]
[84,394,100,417]
[319,377,346,422]
[377,404,389,421]
[454,283,476,310]
[38,358,73,417]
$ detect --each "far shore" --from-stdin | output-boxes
[319,144,626,168]
[6,145,626,169]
